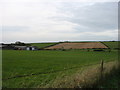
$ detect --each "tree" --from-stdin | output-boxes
[15,41,25,46]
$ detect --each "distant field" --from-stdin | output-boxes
[2,50,118,88]
[45,42,108,50]
[30,41,119,50]
[31,43,57,48]
[102,41,119,49]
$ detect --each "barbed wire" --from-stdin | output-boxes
[2,60,114,81]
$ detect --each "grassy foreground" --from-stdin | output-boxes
[2,50,118,88]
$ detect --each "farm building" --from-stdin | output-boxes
[14,46,27,50]
[14,46,38,50]
[0,45,2,49]
[44,42,108,50]
[0,42,38,50]
[0,44,14,50]
[26,46,38,50]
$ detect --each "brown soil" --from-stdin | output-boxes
[44,42,108,49]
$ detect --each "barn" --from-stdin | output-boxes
[26,46,38,50]
[0,44,14,50]
[14,46,38,50]
[14,46,27,50]
[44,42,108,50]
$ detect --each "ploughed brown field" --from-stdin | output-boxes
[44,42,108,49]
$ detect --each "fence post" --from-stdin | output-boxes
[100,60,104,84]
[87,49,90,52]
[108,48,111,52]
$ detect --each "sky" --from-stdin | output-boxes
[1,0,119,43]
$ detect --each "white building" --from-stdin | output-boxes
[14,46,38,50]
[26,46,38,50]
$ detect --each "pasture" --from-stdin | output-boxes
[30,43,57,49]
[2,49,118,88]
[102,41,119,49]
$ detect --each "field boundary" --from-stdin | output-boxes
[41,43,60,49]
[44,42,108,50]
[2,60,115,81]
[100,42,110,49]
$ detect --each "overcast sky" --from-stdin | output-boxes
[1,0,118,43]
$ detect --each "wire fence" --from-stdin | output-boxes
[2,60,113,81]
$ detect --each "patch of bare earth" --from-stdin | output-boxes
[44,42,108,50]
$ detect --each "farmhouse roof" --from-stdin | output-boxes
[14,46,27,48]
[0,45,9,48]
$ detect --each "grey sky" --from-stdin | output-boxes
[1,0,118,43]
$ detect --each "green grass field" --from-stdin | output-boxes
[102,41,119,49]
[30,43,57,48]
[2,50,118,88]
[97,70,120,88]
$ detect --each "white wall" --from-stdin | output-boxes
[26,47,30,50]
[32,47,35,50]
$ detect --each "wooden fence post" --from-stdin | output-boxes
[87,49,90,52]
[108,48,111,52]
[100,60,104,83]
